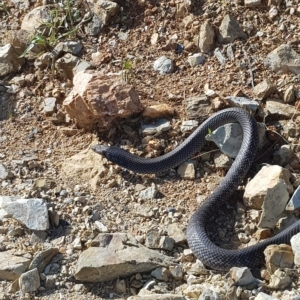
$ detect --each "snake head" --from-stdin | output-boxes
[91,144,110,158]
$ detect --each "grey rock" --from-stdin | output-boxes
[19,268,40,294]
[218,14,247,43]
[199,289,222,300]
[266,99,300,118]
[116,278,127,294]
[229,267,258,286]
[0,250,31,281]
[75,233,171,282]
[183,95,211,120]
[214,48,227,64]
[253,79,276,100]
[291,232,300,267]
[153,56,175,75]
[128,294,187,300]
[205,122,266,158]
[214,153,232,169]
[151,267,170,281]
[84,14,103,36]
[159,236,175,251]
[44,97,57,116]
[45,275,56,289]
[199,20,215,53]
[52,41,83,57]
[286,186,300,211]
[34,52,54,69]
[29,248,59,273]
[145,229,162,248]
[0,44,25,77]
[30,231,48,244]
[187,259,209,276]
[142,119,171,136]
[225,96,260,113]
[284,85,296,103]
[170,265,184,280]
[181,120,199,133]
[3,198,49,230]
[264,44,300,74]
[188,53,205,67]
[273,145,294,166]
[139,183,158,199]
[178,161,196,179]
[255,292,279,300]
[278,214,299,230]
[0,164,13,180]
[167,223,187,244]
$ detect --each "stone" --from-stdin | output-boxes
[278,214,299,231]
[44,97,57,116]
[21,5,51,33]
[264,244,294,274]
[229,267,257,286]
[218,14,247,43]
[273,145,294,166]
[153,56,175,75]
[159,236,175,251]
[180,120,199,133]
[28,248,59,273]
[128,294,187,300]
[84,14,103,36]
[95,221,108,233]
[291,233,300,267]
[264,44,300,74]
[286,186,300,211]
[254,228,271,240]
[0,164,13,180]
[60,146,108,190]
[266,99,300,118]
[52,41,83,57]
[284,85,296,103]
[214,153,232,169]
[55,54,92,80]
[63,72,143,131]
[253,79,276,100]
[115,278,127,294]
[0,250,31,281]
[86,0,119,27]
[142,119,171,136]
[199,289,222,300]
[255,292,279,300]
[177,161,196,179]
[187,53,205,67]
[139,183,158,199]
[19,268,40,294]
[0,44,25,77]
[167,223,186,244]
[183,95,211,120]
[3,198,49,230]
[199,20,215,53]
[245,0,261,6]
[145,229,161,248]
[170,265,184,280]
[187,259,209,276]
[225,96,260,113]
[214,48,227,64]
[143,104,174,118]
[206,122,265,158]
[75,233,171,282]
[151,267,170,281]
[243,165,293,209]
[268,269,291,289]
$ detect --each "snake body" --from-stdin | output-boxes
[92,107,300,270]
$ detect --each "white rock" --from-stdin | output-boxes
[255,292,279,300]
[245,0,261,6]
[178,161,196,179]
[268,269,291,289]
[187,53,205,67]
[230,267,257,286]
[286,186,300,211]
[291,233,300,267]
[153,56,174,75]
[19,268,40,294]
[95,221,108,233]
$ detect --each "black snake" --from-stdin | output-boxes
[92,107,300,270]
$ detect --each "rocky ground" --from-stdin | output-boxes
[1,0,300,299]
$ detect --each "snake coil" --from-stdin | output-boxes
[92,107,300,270]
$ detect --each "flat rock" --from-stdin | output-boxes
[264,44,300,74]
[286,186,300,211]
[0,250,31,281]
[225,96,260,113]
[142,119,171,136]
[3,198,49,230]
[266,99,300,118]
[75,233,171,282]
[60,146,108,191]
[187,53,205,67]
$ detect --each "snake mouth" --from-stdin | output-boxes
[91,144,109,157]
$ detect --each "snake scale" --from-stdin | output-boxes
[92,107,300,270]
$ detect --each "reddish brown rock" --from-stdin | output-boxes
[143,104,175,118]
[63,71,143,130]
